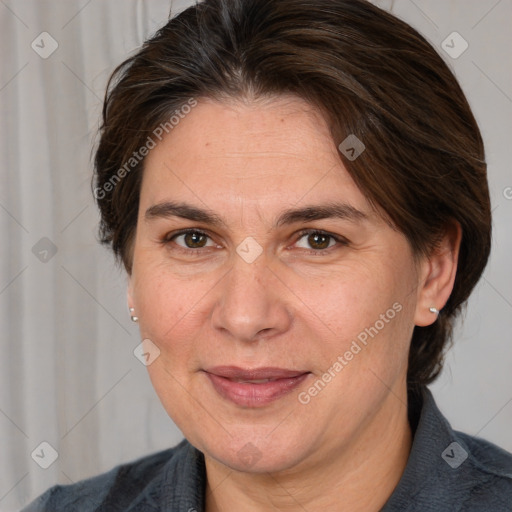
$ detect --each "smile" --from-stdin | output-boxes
[203,366,311,407]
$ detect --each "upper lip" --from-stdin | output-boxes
[205,366,308,380]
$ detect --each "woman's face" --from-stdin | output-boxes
[129,96,426,473]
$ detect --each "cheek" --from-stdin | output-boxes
[295,257,417,378]
[297,263,405,334]
[131,267,216,429]
[132,263,209,360]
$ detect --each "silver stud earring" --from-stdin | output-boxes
[129,307,139,323]
[429,307,439,315]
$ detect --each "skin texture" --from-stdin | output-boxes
[128,96,461,511]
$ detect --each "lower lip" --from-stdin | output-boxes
[205,372,310,407]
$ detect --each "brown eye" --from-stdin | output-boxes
[307,232,331,250]
[182,231,208,248]
[294,230,346,252]
[168,230,215,250]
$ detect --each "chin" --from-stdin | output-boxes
[199,430,314,474]
[216,449,301,474]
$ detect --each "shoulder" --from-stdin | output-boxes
[384,388,512,511]
[457,430,512,477]
[22,440,191,512]
[453,430,512,505]
[424,389,512,510]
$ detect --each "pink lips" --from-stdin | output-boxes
[204,366,310,407]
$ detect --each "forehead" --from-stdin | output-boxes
[140,96,371,217]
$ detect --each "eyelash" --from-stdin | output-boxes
[162,228,349,256]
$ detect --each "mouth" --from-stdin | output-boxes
[203,366,311,407]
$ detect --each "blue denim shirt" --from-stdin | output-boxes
[23,388,512,511]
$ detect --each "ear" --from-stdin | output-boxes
[414,221,462,327]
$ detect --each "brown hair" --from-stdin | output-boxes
[94,0,491,391]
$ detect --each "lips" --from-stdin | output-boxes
[204,366,310,407]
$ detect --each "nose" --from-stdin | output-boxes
[211,255,292,343]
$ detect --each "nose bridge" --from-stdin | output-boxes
[212,253,290,342]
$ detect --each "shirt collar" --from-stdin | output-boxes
[381,386,465,510]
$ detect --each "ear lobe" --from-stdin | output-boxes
[414,221,462,327]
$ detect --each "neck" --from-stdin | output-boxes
[204,388,412,512]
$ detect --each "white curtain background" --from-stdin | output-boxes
[0,1,510,510]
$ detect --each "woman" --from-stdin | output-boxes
[25,0,512,510]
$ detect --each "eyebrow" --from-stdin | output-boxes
[144,200,368,228]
